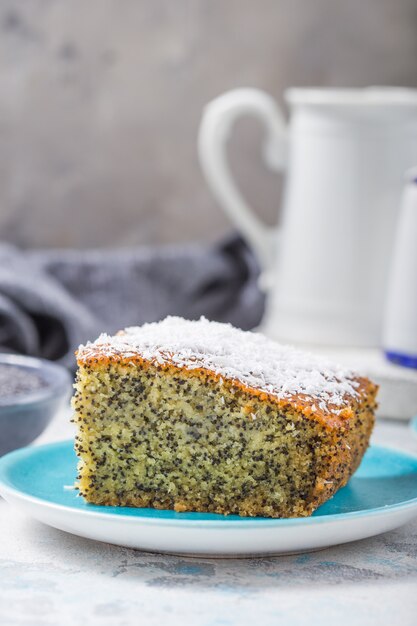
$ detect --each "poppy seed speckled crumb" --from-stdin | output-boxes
[72,317,378,518]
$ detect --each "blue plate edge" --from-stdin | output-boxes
[1,439,417,529]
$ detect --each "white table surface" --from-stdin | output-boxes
[1,411,417,626]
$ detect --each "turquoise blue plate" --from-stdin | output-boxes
[0,441,417,556]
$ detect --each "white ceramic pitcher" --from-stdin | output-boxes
[198,87,417,347]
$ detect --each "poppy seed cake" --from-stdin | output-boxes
[72,317,377,518]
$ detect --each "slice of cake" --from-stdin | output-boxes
[72,317,377,518]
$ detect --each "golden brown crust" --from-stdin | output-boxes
[80,491,317,517]
[305,399,376,513]
[76,349,377,430]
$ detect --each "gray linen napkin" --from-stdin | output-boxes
[0,236,264,367]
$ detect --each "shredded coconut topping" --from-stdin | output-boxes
[77,316,362,412]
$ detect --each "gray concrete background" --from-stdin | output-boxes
[0,0,416,249]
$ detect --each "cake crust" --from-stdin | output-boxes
[76,317,376,426]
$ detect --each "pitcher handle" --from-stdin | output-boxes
[198,88,287,289]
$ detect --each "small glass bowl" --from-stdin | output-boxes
[0,354,72,456]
